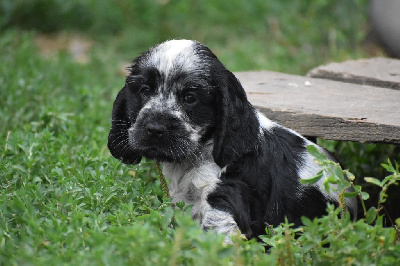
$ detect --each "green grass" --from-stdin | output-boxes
[0,30,268,265]
[1,0,373,74]
[0,30,248,265]
[1,1,400,264]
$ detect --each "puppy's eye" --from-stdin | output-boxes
[140,85,153,98]
[183,93,197,105]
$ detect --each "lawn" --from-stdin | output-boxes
[1,1,400,265]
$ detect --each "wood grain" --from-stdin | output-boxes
[307,58,400,90]
[235,71,400,144]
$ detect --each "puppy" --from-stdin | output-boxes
[108,40,357,242]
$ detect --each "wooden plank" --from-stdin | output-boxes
[307,58,400,90]
[235,71,400,144]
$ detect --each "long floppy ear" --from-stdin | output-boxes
[108,87,142,164]
[212,70,260,167]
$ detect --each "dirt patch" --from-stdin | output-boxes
[34,33,93,63]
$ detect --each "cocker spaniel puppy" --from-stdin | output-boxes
[108,40,357,242]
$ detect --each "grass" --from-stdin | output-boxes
[1,0,400,264]
[0,30,268,265]
[1,0,374,74]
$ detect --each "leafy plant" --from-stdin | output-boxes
[258,147,400,264]
[302,145,400,227]
[260,205,400,265]
[365,160,400,225]
[301,145,368,219]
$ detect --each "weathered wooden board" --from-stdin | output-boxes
[235,71,400,144]
[307,58,400,90]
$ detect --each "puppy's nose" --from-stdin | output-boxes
[146,123,167,137]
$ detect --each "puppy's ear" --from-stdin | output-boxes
[212,70,260,167]
[108,87,142,164]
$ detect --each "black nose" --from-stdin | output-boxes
[146,123,167,137]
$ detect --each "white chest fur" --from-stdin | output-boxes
[161,142,243,243]
[161,143,221,219]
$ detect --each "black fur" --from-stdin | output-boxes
[108,40,356,241]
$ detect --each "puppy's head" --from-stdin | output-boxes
[108,40,259,166]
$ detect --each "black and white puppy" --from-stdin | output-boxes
[108,40,357,242]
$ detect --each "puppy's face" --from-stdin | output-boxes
[108,40,220,164]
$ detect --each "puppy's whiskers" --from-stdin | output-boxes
[109,133,129,146]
